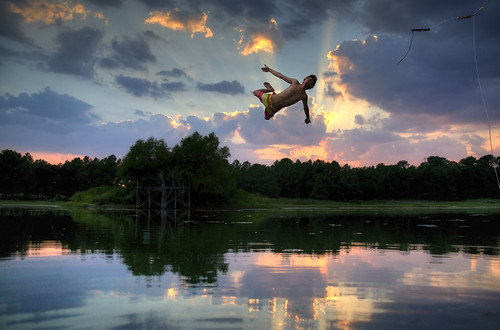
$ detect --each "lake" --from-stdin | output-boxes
[1,206,499,329]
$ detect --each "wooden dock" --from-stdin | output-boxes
[136,176,190,209]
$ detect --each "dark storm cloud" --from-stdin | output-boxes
[83,0,124,8]
[139,0,176,9]
[199,0,354,32]
[157,68,188,79]
[115,75,160,97]
[0,0,31,44]
[161,81,186,92]
[380,113,451,134]
[139,0,498,55]
[143,30,161,40]
[323,83,341,99]
[115,75,186,98]
[360,0,493,35]
[0,87,98,133]
[134,109,148,117]
[0,44,18,58]
[327,26,500,128]
[196,80,244,95]
[100,36,156,71]
[225,0,351,53]
[314,0,500,147]
[202,0,280,24]
[278,0,358,40]
[150,0,359,55]
[47,26,103,78]
[0,113,190,158]
[355,115,366,125]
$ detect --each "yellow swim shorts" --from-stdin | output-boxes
[258,91,276,120]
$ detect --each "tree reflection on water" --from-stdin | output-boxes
[2,207,500,282]
[1,207,500,329]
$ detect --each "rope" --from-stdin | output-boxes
[472,16,500,189]
[397,0,490,64]
[397,1,499,190]
[458,0,490,20]
[397,30,414,65]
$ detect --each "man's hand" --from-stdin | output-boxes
[305,118,311,124]
[261,64,270,72]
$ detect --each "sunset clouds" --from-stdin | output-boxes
[10,0,107,24]
[1,0,499,167]
[145,9,213,39]
[237,18,280,56]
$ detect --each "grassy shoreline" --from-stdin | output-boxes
[1,198,500,212]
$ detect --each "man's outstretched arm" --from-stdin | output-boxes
[262,65,294,84]
[303,97,311,124]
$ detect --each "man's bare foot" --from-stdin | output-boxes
[263,82,275,93]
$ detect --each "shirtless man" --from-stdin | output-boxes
[253,64,317,124]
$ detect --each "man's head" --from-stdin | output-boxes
[303,74,317,89]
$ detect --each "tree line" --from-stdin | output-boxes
[0,132,236,205]
[235,156,499,201]
[0,150,119,200]
[1,132,499,203]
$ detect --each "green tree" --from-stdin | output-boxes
[0,150,33,199]
[310,160,341,200]
[172,132,236,203]
[119,137,171,182]
[416,156,460,200]
[57,157,85,198]
[271,158,296,198]
[337,164,362,200]
[373,161,414,199]
[119,137,172,207]
[476,155,500,196]
[237,162,280,197]
[32,159,58,199]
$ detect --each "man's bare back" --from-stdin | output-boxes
[253,65,317,123]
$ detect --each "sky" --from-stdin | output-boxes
[1,0,499,167]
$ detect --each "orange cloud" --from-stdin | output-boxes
[237,18,278,56]
[145,9,213,39]
[327,47,355,78]
[9,0,107,24]
[238,34,275,56]
[324,49,353,103]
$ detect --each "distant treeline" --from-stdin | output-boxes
[235,156,499,201]
[1,132,499,203]
[0,150,120,201]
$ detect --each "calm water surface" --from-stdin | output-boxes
[0,206,499,329]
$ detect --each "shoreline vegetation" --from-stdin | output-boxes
[2,197,500,215]
[3,136,500,206]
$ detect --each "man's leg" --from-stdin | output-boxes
[263,82,275,93]
[253,82,275,97]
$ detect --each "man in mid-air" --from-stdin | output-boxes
[253,64,317,124]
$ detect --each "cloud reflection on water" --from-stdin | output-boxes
[2,209,500,329]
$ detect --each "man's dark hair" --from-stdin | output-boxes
[305,74,317,88]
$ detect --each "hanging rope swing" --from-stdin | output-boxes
[397,0,499,190]
[397,0,490,65]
